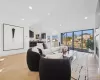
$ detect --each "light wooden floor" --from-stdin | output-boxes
[0,53,99,80]
[0,53,39,80]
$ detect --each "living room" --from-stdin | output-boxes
[0,0,100,80]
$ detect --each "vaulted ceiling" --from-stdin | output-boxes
[0,0,98,32]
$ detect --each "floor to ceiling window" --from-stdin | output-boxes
[61,33,67,46]
[66,32,73,48]
[61,29,94,52]
[74,31,82,49]
[82,30,94,49]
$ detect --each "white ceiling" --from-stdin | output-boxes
[0,0,98,31]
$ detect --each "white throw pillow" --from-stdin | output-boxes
[37,43,44,49]
[42,49,53,55]
[45,53,62,59]
[32,46,39,53]
[51,47,60,52]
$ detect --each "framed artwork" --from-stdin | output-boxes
[29,30,34,38]
[36,34,39,39]
[3,24,24,51]
[41,33,46,39]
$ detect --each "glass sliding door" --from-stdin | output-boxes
[61,33,67,46]
[61,29,94,52]
[82,29,94,50]
[66,32,73,48]
[74,31,82,49]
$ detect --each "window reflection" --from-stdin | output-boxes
[74,31,82,49]
[83,30,93,49]
[66,32,73,47]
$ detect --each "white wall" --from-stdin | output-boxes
[95,28,100,74]
[95,0,100,73]
[0,24,29,56]
[99,29,100,73]
[95,0,100,28]
[94,28,100,74]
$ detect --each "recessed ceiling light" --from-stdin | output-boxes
[60,24,62,26]
[21,19,24,20]
[48,13,51,15]
[84,17,88,19]
[29,6,32,10]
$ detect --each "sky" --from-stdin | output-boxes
[83,30,93,34]
[74,31,82,36]
[52,35,58,39]
[67,32,73,37]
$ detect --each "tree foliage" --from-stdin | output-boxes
[86,39,94,50]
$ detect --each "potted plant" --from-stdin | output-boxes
[86,39,94,52]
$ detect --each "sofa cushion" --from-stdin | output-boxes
[37,43,44,49]
[51,47,60,52]
[42,49,53,55]
[32,47,39,53]
[45,53,63,59]
[42,47,60,55]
